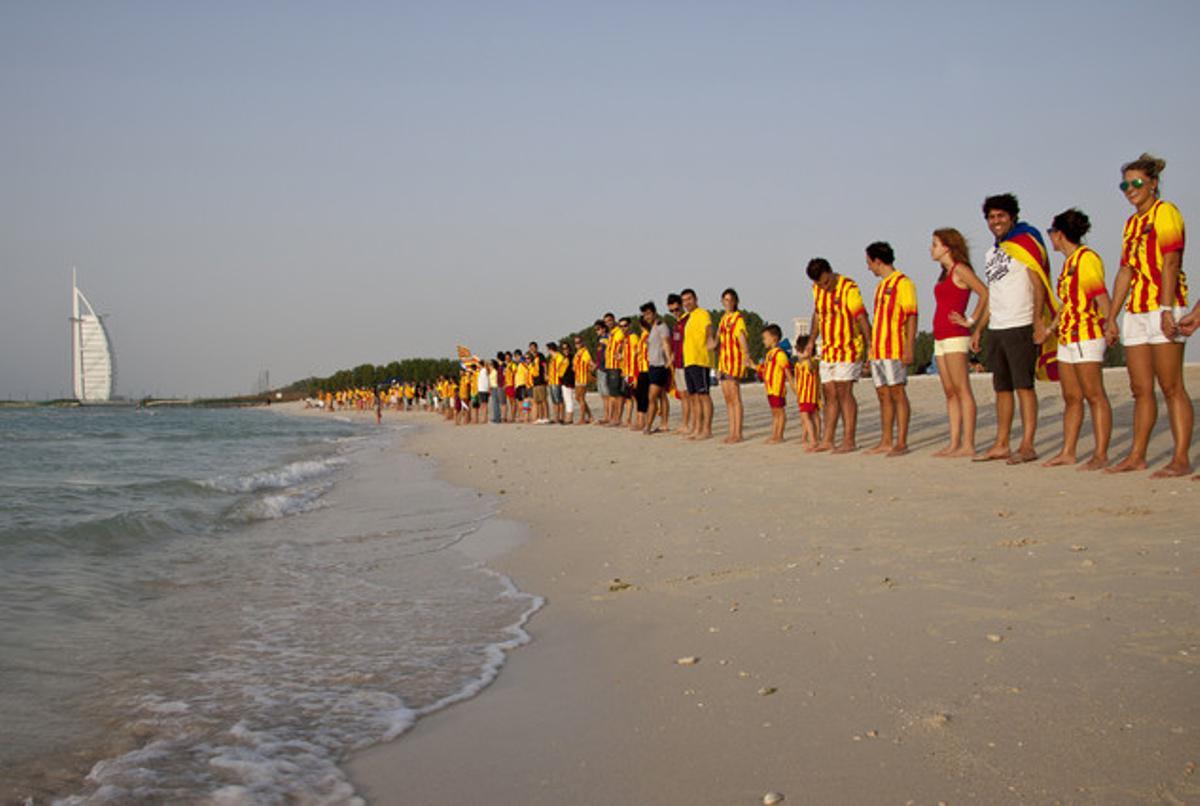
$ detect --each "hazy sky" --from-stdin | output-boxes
[3,1,1198,399]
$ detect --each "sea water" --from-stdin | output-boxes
[0,406,541,804]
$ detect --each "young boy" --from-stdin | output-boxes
[758,324,793,444]
[793,335,821,450]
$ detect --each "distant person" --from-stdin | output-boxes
[476,359,491,424]
[621,317,643,429]
[1041,208,1112,469]
[930,228,988,457]
[717,288,751,444]
[546,341,568,424]
[667,293,692,435]
[504,351,518,423]
[758,324,792,444]
[559,340,576,425]
[792,335,821,450]
[528,341,549,424]
[604,313,627,428]
[972,193,1054,464]
[1104,153,1193,477]
[593,320,610,424]
[801,258,870,453]
[489,358,503,424]
[572,335,595,424]
[864,241,918,456]
[640,301,673,434]
[681,288,716,440]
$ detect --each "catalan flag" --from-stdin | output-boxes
[1000,222,1059,381]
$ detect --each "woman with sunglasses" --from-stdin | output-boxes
[1042,209,1112,470]
[1104,153,1193,477]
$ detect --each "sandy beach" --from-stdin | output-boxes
[306,369,1200,804]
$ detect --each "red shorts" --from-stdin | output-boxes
[767,395,785,409]
[797,402,817,413]
[505,387,516,399]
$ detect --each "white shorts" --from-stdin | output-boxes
[674,368,688,393]
[933,336,971,356]
[1057,337,1106,364]
[871,359,907,387]
[820,361,862,383]
[1121,307,1188,346]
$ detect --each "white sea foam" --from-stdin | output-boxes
[202,458,345,495]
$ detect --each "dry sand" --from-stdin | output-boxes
[314,369,1198,804]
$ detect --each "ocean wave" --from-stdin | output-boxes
[225,484,332,523]
[202,458,345,495]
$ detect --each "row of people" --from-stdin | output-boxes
[338,151,1198,478]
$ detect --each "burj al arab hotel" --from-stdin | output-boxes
[70,270,116,403]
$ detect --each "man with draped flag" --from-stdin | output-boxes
[974,193,1056,465]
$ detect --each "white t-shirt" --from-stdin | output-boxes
[477,369,491,394]
[984,243,1034,329]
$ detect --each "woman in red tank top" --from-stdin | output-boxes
[930,228,989,457]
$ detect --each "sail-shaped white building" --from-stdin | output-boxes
[71,269,116,402]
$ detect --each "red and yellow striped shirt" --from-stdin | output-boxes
[794,359,818,406]
[870,272,917,360]
[759,346,790,397]
[1122,199,1187,313]
[813,275,866,362]
[624,332,643,380]
[573,347,593,385]
[1056,246,1107,343]
[547,352,569,384]
[718,311,748,377]
[606,327,626,370]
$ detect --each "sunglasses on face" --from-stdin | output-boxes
[1119,178,1146,192]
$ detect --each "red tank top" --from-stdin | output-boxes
[933,269,971,340]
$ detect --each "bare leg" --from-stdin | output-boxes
[869,384,892,454]
[1151,342,1194,477]
[833,382,858,453]
[977,390,1014,461]
[1107,345,1154,473]
[1044,363,1081,467]
[888,385,911,456]
[933,355,960,456]
[1076,362,1111,470]
[1007,387,1038,463]
[815,382,839,452]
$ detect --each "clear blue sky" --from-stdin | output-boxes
[2,0,1197,398]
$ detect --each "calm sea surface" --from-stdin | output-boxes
[0,406,539,804]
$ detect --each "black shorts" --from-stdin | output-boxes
[635,373,651,413]
[987,325,1036,392]
[607,373,627,397]
[646,365,670,388]
[684,365,711,395]
[516,387,527,401]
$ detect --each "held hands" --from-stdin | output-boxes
[970,331,981,354]
[1104,319,1120,346]
[1033,322,1048,346]
[1161,309,1179,339]
[1179,307,1199,337]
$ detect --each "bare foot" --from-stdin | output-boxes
[1105,455,1147,474]
[813,442,834,453]
[803,443,820,453]
[1079,455,1109,471]
[1006,448,1038,465]
[932,445,958,458]
[886,446,910,457]
[973,446,1010,463]
[833,443,858,454]
[1151,459,1193,479]
[765,437,782,444]
[867,442,891,455]
[950,447,976,458]
[1042,453,1076,468]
